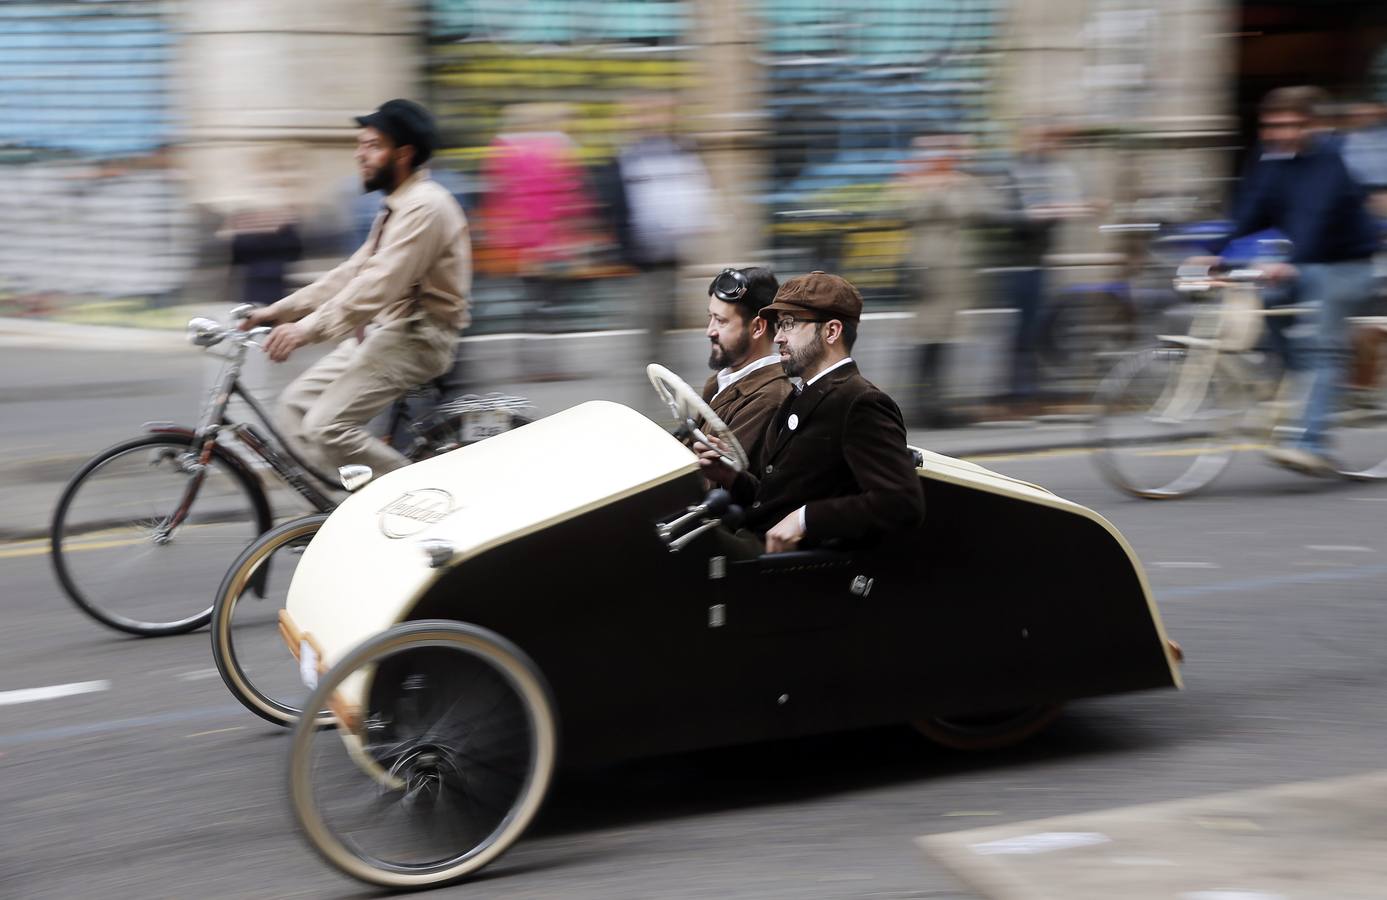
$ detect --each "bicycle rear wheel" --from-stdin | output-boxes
[1331,329,1387,479]
[212,514,329,726]
[51,433,271,636]
[1090,347,1248,498]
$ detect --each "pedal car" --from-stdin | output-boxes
[273,368,1182,890]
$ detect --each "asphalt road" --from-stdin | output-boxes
[3,340,1387,898]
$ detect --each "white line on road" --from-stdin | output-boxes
[176,669,221,681]
[1152,561,1220,569]
[0,680,110,707]
[1305,545,1374,552]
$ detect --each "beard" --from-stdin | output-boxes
[708,331,751,371]
[780,327,825,378]
[362,164,398,194]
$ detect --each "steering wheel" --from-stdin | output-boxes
[646,364,750,473]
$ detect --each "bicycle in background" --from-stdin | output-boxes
[50,304,531,637]
[1088,266,1387,498]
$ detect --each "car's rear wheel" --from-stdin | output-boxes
[288,621,557,890]
[912,705,1062,751]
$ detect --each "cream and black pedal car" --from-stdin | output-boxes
[215,366,1183,890]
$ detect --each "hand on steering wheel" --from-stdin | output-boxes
[646,364,750,473]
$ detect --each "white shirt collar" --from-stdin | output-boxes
[714,354,783,398]
[804,356,854,389]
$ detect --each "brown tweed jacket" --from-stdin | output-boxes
[730,361,924,546]
[701,362,794,467]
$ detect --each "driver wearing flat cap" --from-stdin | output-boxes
[699,271,925,552]
[242,99,471,478]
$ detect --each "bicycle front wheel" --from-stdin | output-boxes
[51,433,271,636]
[212,513,330,726]
[1090,347,1248,498]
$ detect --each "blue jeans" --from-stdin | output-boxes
[1295,260,1376,453]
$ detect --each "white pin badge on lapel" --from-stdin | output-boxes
[787,413,799,431]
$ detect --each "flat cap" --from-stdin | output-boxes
[760,271,863,323]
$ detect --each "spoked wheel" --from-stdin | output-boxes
[51,433,271,636]
[1090,347,1248,498]
[912,705,1062,751]
[211,514,330,727]
[288,621,557,890]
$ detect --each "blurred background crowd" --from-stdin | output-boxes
[4,0,1387,427]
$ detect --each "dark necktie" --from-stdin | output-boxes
[354,206,393,343]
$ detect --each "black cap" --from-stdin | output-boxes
[355,99,437,167]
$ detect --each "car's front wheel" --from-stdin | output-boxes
[288,621,558,890]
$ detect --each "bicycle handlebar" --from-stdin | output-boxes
[186,314,272,349]
[1173,264,1266,292]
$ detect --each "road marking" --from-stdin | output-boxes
[0,704,242,747]
[176,668,221,681]
[967,440,1274,465]
[942,811,1002,818]
[0,521,237,560]
[186,726,244,738]
[1305,544,1373,552]
[1159,562,1387,601]
[1152,561,1219,569]
[0,680,110,706]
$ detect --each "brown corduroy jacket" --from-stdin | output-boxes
[701,362,795,468]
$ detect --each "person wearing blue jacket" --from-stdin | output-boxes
[1196,86,1380,475]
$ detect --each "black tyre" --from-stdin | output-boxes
[913,705,1062,751]
[1331,321,1387,480]
[211,514,330,727]
[289,621,557,890]
[1090,347,1247,498]
[51,432,271,636]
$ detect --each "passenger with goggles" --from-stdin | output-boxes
[702,267,794,465]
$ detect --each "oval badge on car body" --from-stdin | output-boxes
[378,488,456,539]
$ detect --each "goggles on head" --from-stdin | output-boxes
[709,267,749,302]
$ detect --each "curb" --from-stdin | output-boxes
[0,316,188,352]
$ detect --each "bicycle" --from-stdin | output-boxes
[51,305,531,637]
[1089,266,1387,498]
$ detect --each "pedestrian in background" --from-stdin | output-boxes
[594,94,713,368]
[996,123,1090,415]
[893,132,998,428]
[478,103,598,379]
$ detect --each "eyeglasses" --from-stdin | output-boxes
[773,316,824,334]
[709,267,749,302]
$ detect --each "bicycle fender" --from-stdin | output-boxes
[140,423,275,537]
[143,421,195,437]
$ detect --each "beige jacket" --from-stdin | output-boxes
[268,170,471,343]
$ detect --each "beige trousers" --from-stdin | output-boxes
[277,311,456,476]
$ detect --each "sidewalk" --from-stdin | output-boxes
[0,314,1094,542]
[920,768,1387,899]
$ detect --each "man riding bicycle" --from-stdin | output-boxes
[241,99,470,477]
